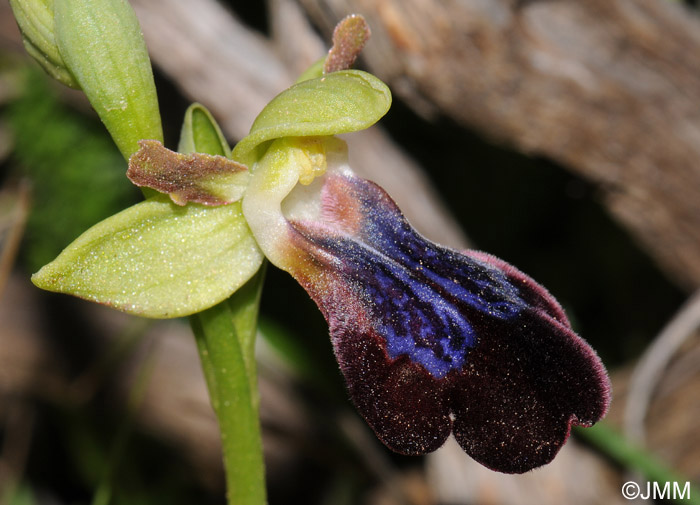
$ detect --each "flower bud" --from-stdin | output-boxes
[54,0,163,159]
[9,0,79,88]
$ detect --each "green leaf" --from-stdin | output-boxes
[191,266,266,415]
[232,70,391,165]
[9,0,79,88]
[31,195,264,318]
[180,101,263,390]
[224,264,266,391]
[54,0,163,159]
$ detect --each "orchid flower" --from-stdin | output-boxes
[240,134,611,473]
[24,7,610,475]
[232,81,611,472]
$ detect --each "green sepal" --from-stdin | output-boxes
[295,57,325,84]
[9,0,79,88]
[31,195,264,318]
[54,0,163,159]
[232,70,391,166]
[178,103,233,157]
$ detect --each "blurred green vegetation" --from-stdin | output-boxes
[5,67,139,272]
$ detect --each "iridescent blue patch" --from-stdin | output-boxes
[297,175,526,378]
[288,173,610,473]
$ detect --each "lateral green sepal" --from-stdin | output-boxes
[32,195,264,318]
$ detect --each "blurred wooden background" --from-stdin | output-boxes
[1,1,699,504]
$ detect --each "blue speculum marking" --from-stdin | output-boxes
[300,176,528,378]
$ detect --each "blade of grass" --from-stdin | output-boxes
[575,423,700,505]
[91,338,156,505]
[0,180,30,299]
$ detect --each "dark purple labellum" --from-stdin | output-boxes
[288,174,611,473]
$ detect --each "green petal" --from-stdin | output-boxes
[127,140,249,206]
[323,14,370,74]
[54,0,163,159]
[232,70,391,165]
[32,195,264,318]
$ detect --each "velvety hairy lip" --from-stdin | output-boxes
[286,173,611,473]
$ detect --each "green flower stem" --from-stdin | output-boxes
[192,328,219,411]
[575,423,700,505]
[190,267,267,505]
[181,103,267,505]
[225,263,267,410]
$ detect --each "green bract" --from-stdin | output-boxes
[9,0,79,88]
[54,0,162,159]
[232,70,391,166]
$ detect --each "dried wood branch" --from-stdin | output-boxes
[297,0,700,289]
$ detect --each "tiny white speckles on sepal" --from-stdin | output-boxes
[32,195,263,318]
